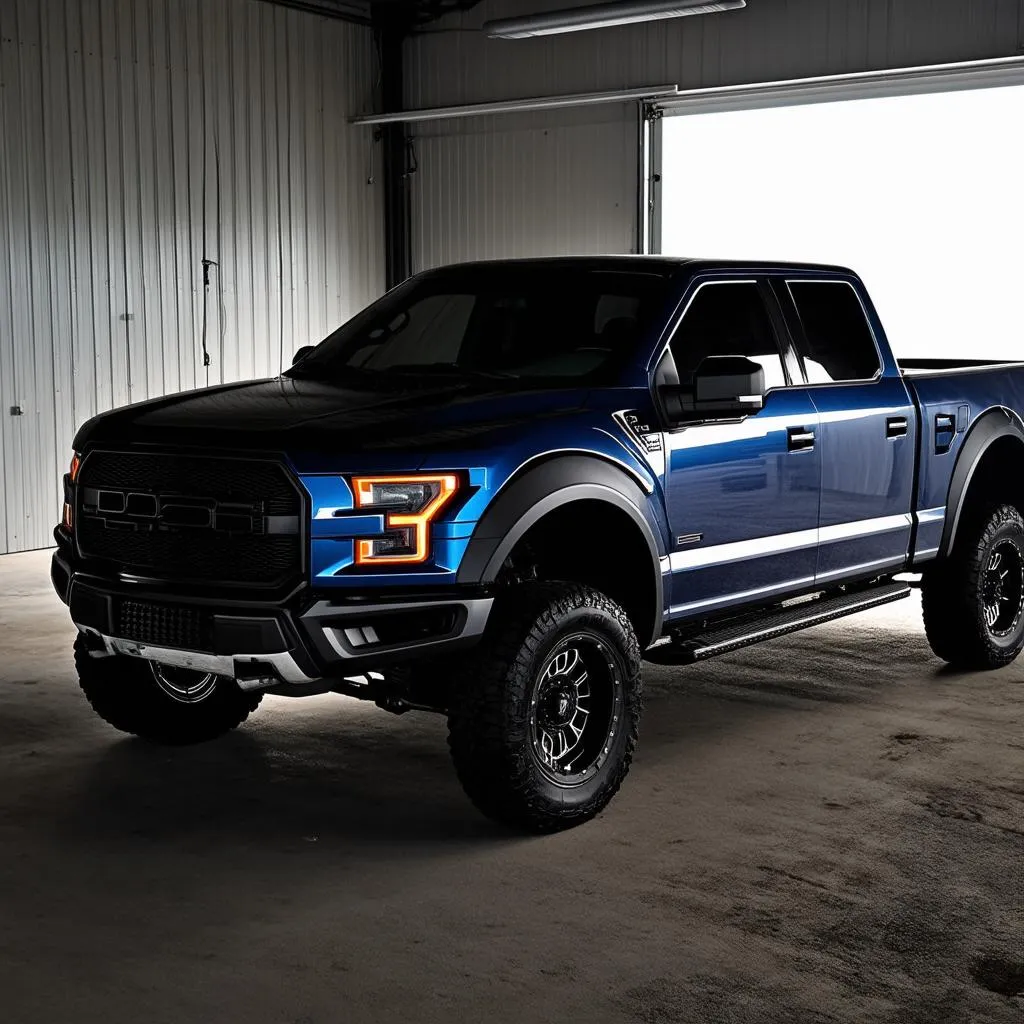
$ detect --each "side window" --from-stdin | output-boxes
[668,282,788,392]
[787,281,881,383]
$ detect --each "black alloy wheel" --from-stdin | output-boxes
[979,539,1024,639]
[922,503,1024,670]
[149,663,220,705]
[529,634,622,786]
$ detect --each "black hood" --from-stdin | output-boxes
[73,376,589,454]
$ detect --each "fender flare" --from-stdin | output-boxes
[457,455,666,644]
[940,407,1024,558]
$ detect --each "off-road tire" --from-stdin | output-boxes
[447,582,643,832]
[75,634,262,744]
[922,503,1024,670]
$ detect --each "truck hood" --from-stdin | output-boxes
[73,376,590,455]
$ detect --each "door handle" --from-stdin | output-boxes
[787,427,816,451]
[886,416,909,439]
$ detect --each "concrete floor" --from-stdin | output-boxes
[1,549,1021,1024]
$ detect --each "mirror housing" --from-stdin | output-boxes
[292,345,316,366]
[660,355,766,424]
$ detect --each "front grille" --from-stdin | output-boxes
[76,450,303,588]
[118,599,212,652]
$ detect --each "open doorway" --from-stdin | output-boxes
[658,84,1024,360]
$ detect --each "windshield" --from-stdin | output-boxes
[287,266,671,386]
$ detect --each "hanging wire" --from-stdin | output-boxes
[200,258,217,386]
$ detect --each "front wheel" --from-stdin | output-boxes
[922,503,1024,671]
[447,583,643,832]
[75,634,262,744]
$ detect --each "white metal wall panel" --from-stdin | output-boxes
[0,0,383,553]
[411,110,636,270]
[403,0,1024,271]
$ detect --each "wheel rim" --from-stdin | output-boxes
[981,539,1024,638]
[150,663,219,704]
[528,632,621,787]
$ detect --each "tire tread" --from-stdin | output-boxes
[75,635,261,744]
[447,582,642,832]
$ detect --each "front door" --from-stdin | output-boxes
[774,278,916,584]
[660,279,822,620]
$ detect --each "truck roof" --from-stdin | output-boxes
[426,255,858,278]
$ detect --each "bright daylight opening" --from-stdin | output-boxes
[660,84,1024,360]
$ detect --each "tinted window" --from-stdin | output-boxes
[289,267,671,387]
[349,294,475,369]
[787,281,880,383]
[668,282,787,391]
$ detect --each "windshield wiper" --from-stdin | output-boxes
[384,362,519,380]
[286,363,381,385]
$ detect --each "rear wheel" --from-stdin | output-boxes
[447,583,643,832]
[75,634,262,744]
[922,503,1024,670]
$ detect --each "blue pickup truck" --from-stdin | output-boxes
[52,257,1024,831]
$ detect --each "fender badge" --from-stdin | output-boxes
[621,412,663,453]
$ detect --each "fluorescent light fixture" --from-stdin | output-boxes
[485,0,746,39]
[350,84,680,125]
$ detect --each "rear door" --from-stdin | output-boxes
[772,277,917,584]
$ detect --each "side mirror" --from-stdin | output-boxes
[660,355,766,424]
[292,345,316,366]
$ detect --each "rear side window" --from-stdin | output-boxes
[787,281,881,384]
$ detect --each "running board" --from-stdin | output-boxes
[646,582,912,665]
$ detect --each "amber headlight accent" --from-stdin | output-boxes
[352,474,458,565]
[63,452,81,531]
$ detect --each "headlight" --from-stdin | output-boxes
[352,474,458,565]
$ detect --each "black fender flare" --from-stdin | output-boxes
[457,455,666,644]
[940,406,1024,557]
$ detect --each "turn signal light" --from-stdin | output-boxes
[352,474,458,565]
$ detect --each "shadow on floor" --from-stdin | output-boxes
[48,721,514,848]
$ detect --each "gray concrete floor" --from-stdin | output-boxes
[1,548,1022,1024]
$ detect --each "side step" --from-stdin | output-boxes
[646,582,911,665]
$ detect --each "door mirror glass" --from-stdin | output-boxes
[292,345,316,366]
[660,355,765,424]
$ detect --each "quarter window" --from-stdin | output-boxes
[787,281,881,383]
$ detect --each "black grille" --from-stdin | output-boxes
[77,450,303,587]
[118,599,212,652]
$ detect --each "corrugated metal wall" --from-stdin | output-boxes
[404,0,1024,271]
[411,109,636,269]
[0,0,383,553]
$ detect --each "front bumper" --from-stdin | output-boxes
[52,550,493,692]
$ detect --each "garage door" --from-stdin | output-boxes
[657,76,1024,361]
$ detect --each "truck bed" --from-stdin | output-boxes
[904,361,1024,551]
[900,358,1024,374]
